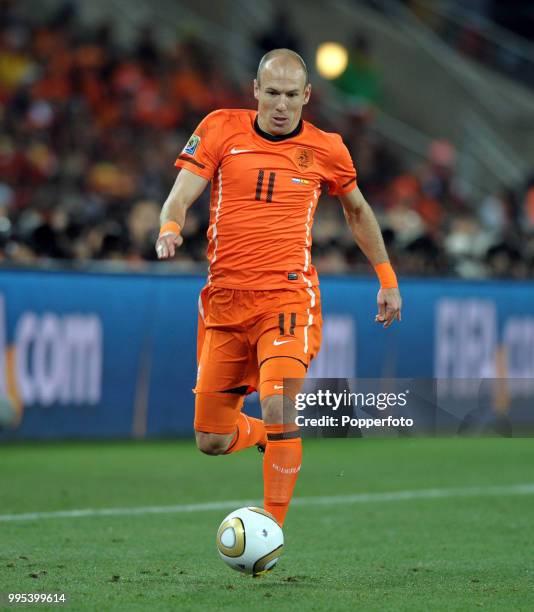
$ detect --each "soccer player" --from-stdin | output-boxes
[155,49,402,527]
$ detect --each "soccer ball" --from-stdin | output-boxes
[216,507,284,576]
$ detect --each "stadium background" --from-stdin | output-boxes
[1,0,533,439]
[1,2,534,610]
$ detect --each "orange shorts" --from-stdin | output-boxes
[194,285,322,434]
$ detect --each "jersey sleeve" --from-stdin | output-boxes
[174,111,223,180]
[325,134,357,196]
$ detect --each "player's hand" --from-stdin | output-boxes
[375,287,402,328]
[155,231,183,259]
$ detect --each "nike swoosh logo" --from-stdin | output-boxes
[273,339,295,346]
[230,148,253,154]
[274,385,284,390]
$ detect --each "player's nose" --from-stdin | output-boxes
[276,97,288,111]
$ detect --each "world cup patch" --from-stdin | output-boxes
[183,134,200,156]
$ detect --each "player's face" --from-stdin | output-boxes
[254,64,311,136]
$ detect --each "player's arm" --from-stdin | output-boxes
[156,168,208,259]
[338,185,402,328]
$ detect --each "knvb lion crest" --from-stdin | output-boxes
[294,147,314,170]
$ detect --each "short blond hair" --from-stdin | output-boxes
[257,48,309,86]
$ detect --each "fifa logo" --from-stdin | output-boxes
[434,298,534,400]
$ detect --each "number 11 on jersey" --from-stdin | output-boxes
[255,170,276,203]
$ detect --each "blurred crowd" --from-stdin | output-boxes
[0,1,243,268]
[404,0,534,90]
[1,1,533,279]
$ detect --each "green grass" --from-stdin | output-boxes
[1,438,533,611]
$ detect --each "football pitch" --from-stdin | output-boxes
[1,438,533,611]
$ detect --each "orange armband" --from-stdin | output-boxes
[374,262,398,289]
[159,221,181,237]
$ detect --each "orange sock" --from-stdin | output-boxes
[263,424,302,527]
[224,413,267,454]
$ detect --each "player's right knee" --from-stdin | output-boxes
[195,431,233,456]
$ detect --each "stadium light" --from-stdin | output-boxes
[316,42,349,79]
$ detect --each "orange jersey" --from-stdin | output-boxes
[175,109,357,290]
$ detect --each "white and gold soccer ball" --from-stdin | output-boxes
[216,507,284,576]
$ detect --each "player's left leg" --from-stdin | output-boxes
[260,387,303,528]
[254,288,322,526]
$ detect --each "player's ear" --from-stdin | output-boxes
[253,79,260,101]
[303,83,311,105]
